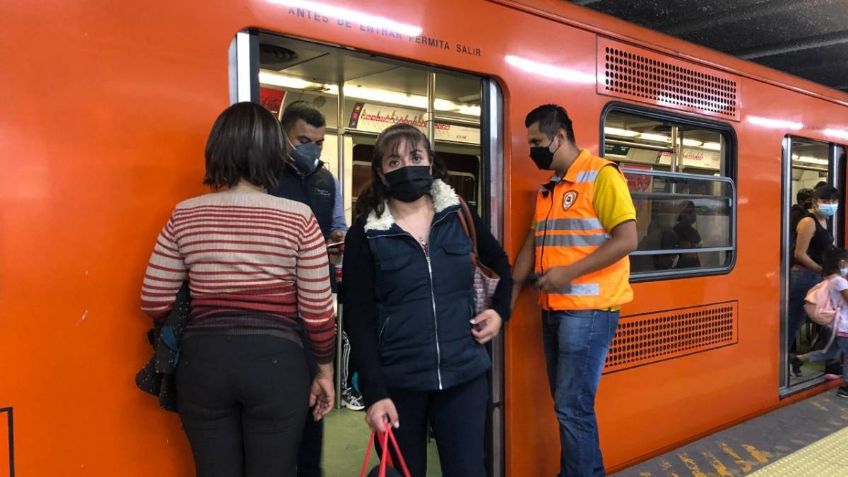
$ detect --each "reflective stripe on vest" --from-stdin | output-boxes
[534,150,633,310]
[535,218,604,232]
[535,234,608,247]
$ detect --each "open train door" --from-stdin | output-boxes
[232,30,508,475]
[780,137,846,395]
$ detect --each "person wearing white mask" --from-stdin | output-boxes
[788,184,840,376]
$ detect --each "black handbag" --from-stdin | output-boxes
[135,282,191,412]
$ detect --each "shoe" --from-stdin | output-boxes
[342,389,365,411]
[837,386,848,398]
[790,356,803,377]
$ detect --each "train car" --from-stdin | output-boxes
[3,0,848,475]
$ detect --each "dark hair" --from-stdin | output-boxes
[354,124,447,219]
[203,102,284,191]
[814,184,839,201]
[821,247,848,276]
[676,200,697,223]
[814,181,829,190]
[796,188,814,207]
[280,100,326,132]
[524,104,576,144]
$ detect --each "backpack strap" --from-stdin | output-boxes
[821,276,844,351]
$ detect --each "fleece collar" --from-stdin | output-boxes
[364,179,459,232]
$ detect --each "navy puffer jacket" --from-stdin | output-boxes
[343,180,512,404]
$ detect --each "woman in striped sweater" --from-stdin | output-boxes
[140,102,335,477]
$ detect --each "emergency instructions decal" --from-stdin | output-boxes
[285,6,483,57]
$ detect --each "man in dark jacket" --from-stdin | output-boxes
[269,101,352,477]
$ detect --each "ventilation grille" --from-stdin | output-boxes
[603,301,738,373]
[598,38,740,121]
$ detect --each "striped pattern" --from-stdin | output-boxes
[141,191,336,362]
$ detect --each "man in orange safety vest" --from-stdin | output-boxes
[513,104,638,477]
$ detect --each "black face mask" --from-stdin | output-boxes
[384,166,433,202]
[529,136,560,170]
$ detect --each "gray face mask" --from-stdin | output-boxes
[287,140,321,175]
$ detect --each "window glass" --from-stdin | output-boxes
[604,109,735,278]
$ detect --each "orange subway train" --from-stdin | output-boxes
[3,0,848,475]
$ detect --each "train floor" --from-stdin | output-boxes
[610,381,848,477]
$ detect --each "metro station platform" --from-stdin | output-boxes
[611,382,848,477]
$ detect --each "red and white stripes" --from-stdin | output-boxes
[141,191,335,361]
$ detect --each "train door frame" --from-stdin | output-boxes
[229,28,507,476]
[780,136,847,396]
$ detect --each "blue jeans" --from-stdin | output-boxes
[788,268,820,352]
[542,310,619,477]
[802,335,848,381]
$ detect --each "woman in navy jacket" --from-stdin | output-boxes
[342,124,512,477]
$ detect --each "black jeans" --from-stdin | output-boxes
[176,335,310,477]
[297,345,323,477]
[382,373,488,477]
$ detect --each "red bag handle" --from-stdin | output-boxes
[359,423,412,477]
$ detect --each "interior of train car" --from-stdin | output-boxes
[254,32,494,474]
[782,138,846,388]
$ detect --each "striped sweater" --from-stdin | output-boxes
[140,189,336,362]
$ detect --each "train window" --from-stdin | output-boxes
[602,106,736,279]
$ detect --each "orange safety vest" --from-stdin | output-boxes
[534,150,633,311]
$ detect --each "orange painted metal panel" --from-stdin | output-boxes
[2,0,848,476]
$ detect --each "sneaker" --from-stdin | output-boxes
[342,389,365,411]
[837,386,848,399]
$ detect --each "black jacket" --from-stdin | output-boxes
[135,282,191,411]
[342,180,512,406]
[269,163,336,239]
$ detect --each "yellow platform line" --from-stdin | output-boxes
[747,425,848,476]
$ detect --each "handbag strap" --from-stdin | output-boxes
[359,431,375,477]
[359,424,412,477]
[456,198,480,266]
[385,424,411,477]
[377,427,391,476]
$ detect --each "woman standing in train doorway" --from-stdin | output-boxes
[140,102,336,476]
[788,184,840,375]
[342,124,512,476]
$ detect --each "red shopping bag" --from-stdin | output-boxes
[359,423,411,477]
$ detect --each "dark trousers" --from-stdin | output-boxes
[297,345,323,477]
[788,268,820,353]
[382,373,488,477]
[176,335,310,477]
